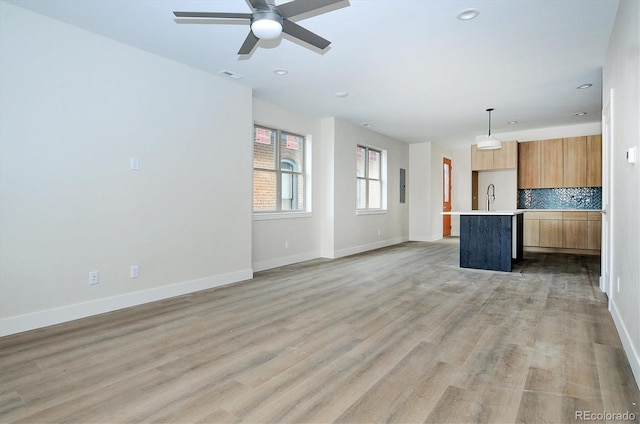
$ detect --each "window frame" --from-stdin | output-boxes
[253,124,308,215]
[356,145,384,211]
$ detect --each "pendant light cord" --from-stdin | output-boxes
[486,108,494,137]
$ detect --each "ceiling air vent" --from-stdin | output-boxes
[218,70,243,80]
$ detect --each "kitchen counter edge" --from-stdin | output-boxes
[442,209,603,216]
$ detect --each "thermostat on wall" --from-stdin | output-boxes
[627,146,637,164]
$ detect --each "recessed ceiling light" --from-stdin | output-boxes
[507,121,518,125]
[575,112,587,116]
[273,69,288,75]
[457,9,479,21]
[576,83,593,89]
[361,123,372,128]
[335,91,349,98]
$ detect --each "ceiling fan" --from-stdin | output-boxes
[173,0,346,55]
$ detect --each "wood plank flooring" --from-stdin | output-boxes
[1,239,638,423]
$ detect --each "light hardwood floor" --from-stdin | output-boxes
[1,239,638,423]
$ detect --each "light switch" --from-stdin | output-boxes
[130,158,140,170]
[627,147,637,164]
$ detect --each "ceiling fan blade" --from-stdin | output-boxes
[282,20,331,50]
[277,0,343,19]
[173,11,252,20]
[238,31,260,55]
[246,0,270,10]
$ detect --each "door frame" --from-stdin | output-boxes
[601,89,613,298]
[443,157,452,237]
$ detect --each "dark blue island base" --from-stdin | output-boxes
[459,213,524,272]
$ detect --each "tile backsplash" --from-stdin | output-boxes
[518,187,602,210]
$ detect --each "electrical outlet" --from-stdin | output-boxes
[617,276,620,292]
[284,241,289,249]
[89,271,99,285]
[377,229,381,236]
[130,265,139,279]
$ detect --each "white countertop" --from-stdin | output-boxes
[442,209,602,216]
[442,210,523,216]
[520,209,603,212]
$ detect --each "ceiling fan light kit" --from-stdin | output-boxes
[477,108,503,150]
[251,10,283,40]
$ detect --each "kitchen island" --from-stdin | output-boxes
[443,211,524,272]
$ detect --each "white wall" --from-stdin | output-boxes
[409,143,431,241]
[251,98,323,271]
[409,142,453,241]
[330,119,410,258]
[603,0,640,387]
[451,148,472,236]
[250,113,410,264]
[319,118,336,259]
[478,170,518,211]
[0,3,253,335]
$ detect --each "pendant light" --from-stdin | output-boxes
[477,108,502,150]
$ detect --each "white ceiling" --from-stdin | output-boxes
[4,0,619,147]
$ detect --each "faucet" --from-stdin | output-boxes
[487,184,495,211]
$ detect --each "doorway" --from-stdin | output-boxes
[443,157,452,237]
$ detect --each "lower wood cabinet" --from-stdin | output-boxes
[562,212,588,249]
[587,211,602,250]
[523,219,540,246]
[523,211,601,252]
[524,211,562,247]
[539,216,563,248]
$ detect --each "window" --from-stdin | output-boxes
[253,125,306,213]
[356,145,383,209]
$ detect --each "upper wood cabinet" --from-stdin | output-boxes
[493,140,518,169]
[471,140,518,171]
[541,138,564,188]
[586,135,602,187]
[563,136,587,187]
[518,140,541,188]
[470,145,493,170]
[517,135,602,189]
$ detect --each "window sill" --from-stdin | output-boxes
[253,212,312,221]
[356,209,388,216]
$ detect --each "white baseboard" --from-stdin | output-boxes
[333,237,408,259]
[609,298,640,389]
[409,236,430,242]
[252,251,321,272]
[0,269,253,337]
[408,235,444,242]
